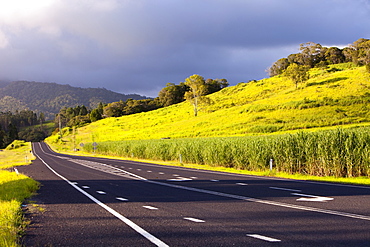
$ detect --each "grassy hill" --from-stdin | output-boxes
[45,63,370,178]
[48,63,370,144]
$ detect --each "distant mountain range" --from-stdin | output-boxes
[0,81,148,119]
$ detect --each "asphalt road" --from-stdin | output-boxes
[17,142,370,246]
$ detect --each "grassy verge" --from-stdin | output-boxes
[0,141,35,169]
[0,141,39,247]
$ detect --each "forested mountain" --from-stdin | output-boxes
[0,81,148,119]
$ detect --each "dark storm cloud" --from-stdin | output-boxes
[0,0,369,97]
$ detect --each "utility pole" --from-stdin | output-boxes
[59,113,62,140]
[73,127,76,151]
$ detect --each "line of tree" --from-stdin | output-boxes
[158,77,228,107]
[102,76,227,118]
[268,38,370,77]
[0,110,47,148]
[55,76,228,129]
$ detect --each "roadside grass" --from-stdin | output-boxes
[0,141,38,247]
[0,141,35,169]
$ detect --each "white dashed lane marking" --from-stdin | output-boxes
[184,217,205,223]
[96,191,106,194]
[167,177,192,181]
[116,197,129,201]
[82,186,90,189]
[247,234,281,242]
[236,183,248,186]
[143,206,158,210]
[270,187,302,192]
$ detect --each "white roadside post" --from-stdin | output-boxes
[269,159,273,171]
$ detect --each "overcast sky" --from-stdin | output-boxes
[0,0,369,97]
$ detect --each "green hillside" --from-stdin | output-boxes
[45,63,370,179]
[48,63,370,145]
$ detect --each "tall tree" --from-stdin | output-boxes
[7,123,18,142]
[204,78,229,94]
[285,63,310,89]
[90,108,102,122]
[0,125,5,148]
[299,42,324,67]
[351,38,370,65]
[184,74,207,117]
[103,101,125,117]
[325,47,345,64]
[39,112,45,124]
[268,58,290,76]
[158,82,188,106]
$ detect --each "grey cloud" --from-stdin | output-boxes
[0,0,369,97]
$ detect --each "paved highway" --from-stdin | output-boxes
[19,142,370,246]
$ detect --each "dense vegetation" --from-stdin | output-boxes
[0,81,148,119]
[0,110,49,148]
[55,76,228,128]
[268,38,370,77]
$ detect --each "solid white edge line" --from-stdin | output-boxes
[247,234,281,242]
[34,144,169,247]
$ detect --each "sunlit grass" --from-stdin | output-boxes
[0,141,35,169]
[0,141,38,247]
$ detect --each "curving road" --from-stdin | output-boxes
[18,142,370,246]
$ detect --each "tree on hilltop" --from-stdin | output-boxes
[184,74,207,117]
[299,42,325,67]
[204,78,229,94]
[285,63,310,89]
[158,82,189,106]
[268,58,290,76]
